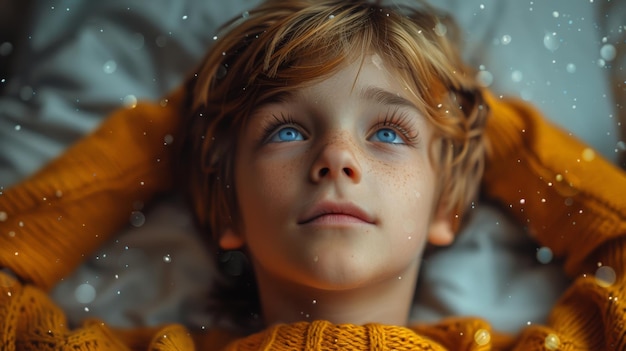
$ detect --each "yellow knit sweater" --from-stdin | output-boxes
[0,87,624,350]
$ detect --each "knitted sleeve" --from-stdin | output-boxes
[0,270,195,350]
[0,87,184,291]
[481,92,626,349]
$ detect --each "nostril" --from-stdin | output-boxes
[315,167,357,179]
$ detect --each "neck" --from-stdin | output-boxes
[255,261,420,327]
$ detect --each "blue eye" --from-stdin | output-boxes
[270,127,304,142]
[373,128,404,144]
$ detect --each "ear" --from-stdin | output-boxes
[427,206,455,247]
[219,228,245,250]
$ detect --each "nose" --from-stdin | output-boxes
[309,136,362,183]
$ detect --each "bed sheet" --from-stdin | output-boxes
[0,0,623,333]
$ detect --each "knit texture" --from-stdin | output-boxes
[481,92,626,350]
[222,321,448,351]
[0,91,624,350]
[0,87,183,291]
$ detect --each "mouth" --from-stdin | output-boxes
[298,201,376,225]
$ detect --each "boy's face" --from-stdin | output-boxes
[226,55,452,293]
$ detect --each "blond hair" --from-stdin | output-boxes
[179,0,487,329]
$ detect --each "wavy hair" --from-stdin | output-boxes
[179,0,488,331]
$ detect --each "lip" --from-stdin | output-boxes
[298,201,376,225]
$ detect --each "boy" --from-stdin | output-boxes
[1,0,624,350]
[180,0,487,333]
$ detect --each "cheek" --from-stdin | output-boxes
[235,152,302,223]
[392,170,437,261]
[372,157,437,230]
[374,154,435,195]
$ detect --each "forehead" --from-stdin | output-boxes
[270,55,420,109]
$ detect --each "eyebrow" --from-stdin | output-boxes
[260,86,418,110]
[360,87,418,110]
[262,91,296,106]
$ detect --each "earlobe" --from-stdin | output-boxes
[219,228,245,250]
[427,216,455,247]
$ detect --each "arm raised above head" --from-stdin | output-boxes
[482,91,626,277]
[482,91,626,349]
[0,86,186,291]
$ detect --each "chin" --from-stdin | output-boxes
[294,252,390,291]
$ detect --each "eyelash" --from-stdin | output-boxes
[261,113,302,142]
[373,109,420,146]
[260,110,420,146]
